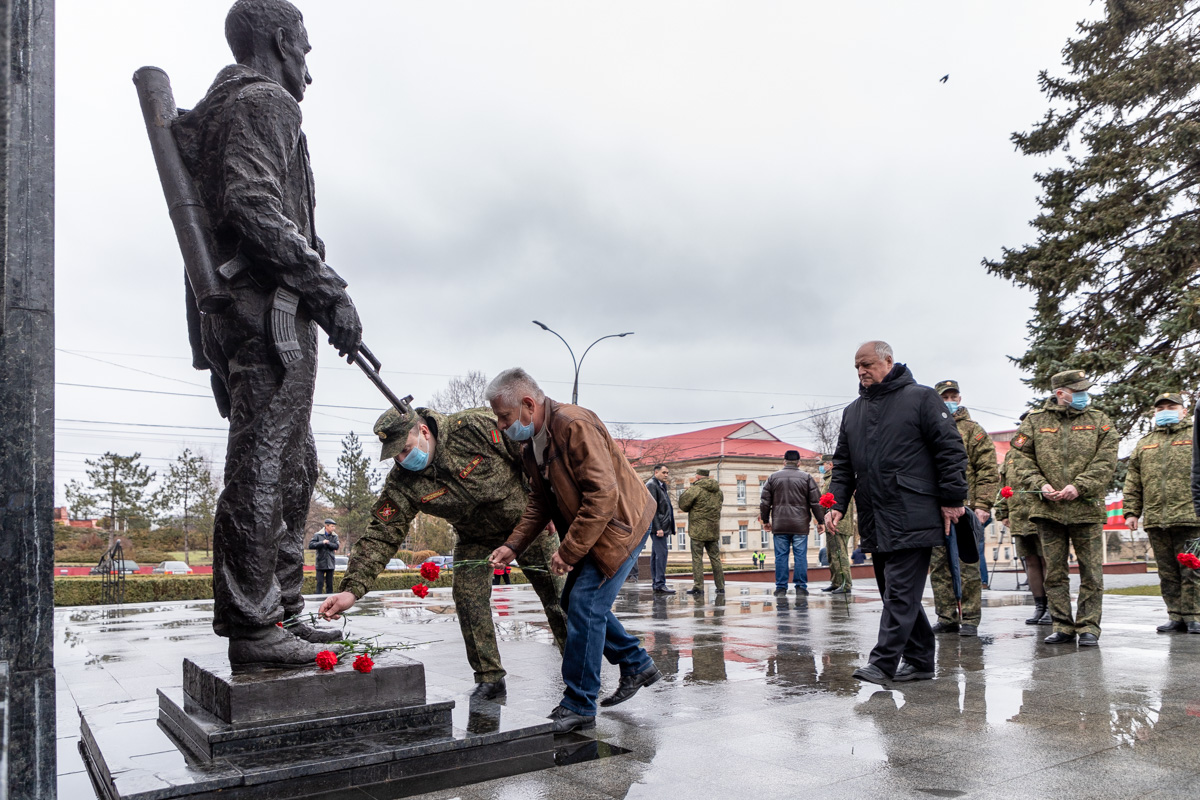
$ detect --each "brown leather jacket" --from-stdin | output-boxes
[504,399,655,578]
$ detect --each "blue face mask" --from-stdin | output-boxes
[818,465,826,474]
[399,434,430,471]
[944,401,959,414]
[1070,392,1090,410]
[1155,410,1181,427]
[503,409,535,441]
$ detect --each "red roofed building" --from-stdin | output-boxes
[619,421,821,562]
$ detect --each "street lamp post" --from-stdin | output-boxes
[531,321,633,404]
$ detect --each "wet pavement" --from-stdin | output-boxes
[56,575,1198,799]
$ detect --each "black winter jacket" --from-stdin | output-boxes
[829,364,968,553]
[308,531,340,570]
[760,464,824,535]
[646,477,676,534]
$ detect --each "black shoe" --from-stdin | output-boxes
[686,588,704,596]
[600,665,663,707]
[893,662,935,682]
[547,705,595,733]
[829,586,851,595]
[931,621,960,634]
[468,679,506,700]
[653,587,677,595]
[1037,609,1053,625]
[794,588,809,596]
[820,585,836,593]
[959,625,978,637]
[1189,622,1200,634]
[1078,633,1099,647]
[1157,620,1187,633]
[773,589,788,596]
[1025,597,1048,625]
[852,664,891,685]
[1044,632,1075,644]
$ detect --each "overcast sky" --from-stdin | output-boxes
[54,0,1096,502]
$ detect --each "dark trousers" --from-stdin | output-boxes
[315,569,334,594]
[869,547,935,675]
[650,529,669,588]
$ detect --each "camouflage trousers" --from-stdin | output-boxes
[929,544,982,626]
[829,532,853,589]
[1038,520,1104,637]
[1146,526,1200,623]
[454,530,567,683]
[690,539,725,592]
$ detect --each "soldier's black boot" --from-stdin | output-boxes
[468,679,506,700]
[1157,620,1187,633]
[1025,596,1048,625]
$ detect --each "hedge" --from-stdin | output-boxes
[53,567,528,607]
[54,549,178,566]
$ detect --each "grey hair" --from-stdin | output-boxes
[862,340,893,361]
[484,367,545,408]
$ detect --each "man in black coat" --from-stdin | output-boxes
[308,518,340,594]
[827,341,968,684]
[646,464,676,595]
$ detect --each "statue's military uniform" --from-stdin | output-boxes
[929,406,998,629]
[822,468,856,589]
[1010,388,1118,638]
[1123,401,1200,626]
[342,407,567,684]
[678,474,725,592]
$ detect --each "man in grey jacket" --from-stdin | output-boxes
[761,450,825,596]
[308,519,340,594]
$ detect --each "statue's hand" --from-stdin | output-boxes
[327,295,362,360]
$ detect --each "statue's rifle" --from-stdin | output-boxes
[133,66,412,416]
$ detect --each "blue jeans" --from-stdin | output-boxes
[558,532,655,716]
[774,534,808,590]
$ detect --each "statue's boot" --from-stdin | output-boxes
[287,621,346,644]
[229,624,342,667]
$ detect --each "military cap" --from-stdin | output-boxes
[821,453,834,462]
[696,468,711,477]
[374,406,425,461]
[934,379,960,396]
[784,449,801,461]
[1050,369,1093,391]
[1153,392,1185,408]
[324,518,336,526]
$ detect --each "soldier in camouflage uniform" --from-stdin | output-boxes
[927,380,999,637]
[318,405,567,699]
[1122,392,1200,634]
[996,417,1050,625]
[821,455,855,593]
[1010,370,1118,646]
[679,468,725,595]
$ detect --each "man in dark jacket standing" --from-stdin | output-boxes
[760,450,825,596]
[308,518,340,594]
[646,464,677,595]
[827,341,968,685]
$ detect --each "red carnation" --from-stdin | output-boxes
[819,493,837,509]
[315,650,338,670]
[1177,553,1200,570]
[420,562,441,582]
[352,653,375,674]
[412,583,430,599]
[1000,486,1014,499]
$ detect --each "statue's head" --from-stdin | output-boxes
[225,0,311,102]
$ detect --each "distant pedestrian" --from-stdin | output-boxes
[761,450,824,596]
[679,468,725,596]
[646,464,677,595]
[493,563,512,585]
[1123,392,1200,634]
[308,519,340,594]
[828,341,968,685]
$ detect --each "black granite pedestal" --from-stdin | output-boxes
[79,652,557,800]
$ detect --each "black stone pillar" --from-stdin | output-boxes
[0,1,55,799]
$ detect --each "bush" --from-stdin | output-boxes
[412,549,439,563]
[395,549,416,564]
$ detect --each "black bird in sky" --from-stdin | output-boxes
[940,74,949,83]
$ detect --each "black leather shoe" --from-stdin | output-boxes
[829,586,851,595]
[773,589,788,596]
[653,587,676,595]
[820,585,836,593]
[931,621,959,634]
[1157,620,1187,633]
[959,625,978,637]
[893,662,935,682]
[1044,632,1075,644]
[794,588,809,596]
[1189,622,1200,634]
[1078,633,1099,647]
[468,679,506,700]
[547,705,595,733]
[686,588,704,596]
[600,665,662,707]
[1025,597,1048,625]
[852,664,891,685]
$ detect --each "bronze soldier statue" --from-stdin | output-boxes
[170,0,363,665]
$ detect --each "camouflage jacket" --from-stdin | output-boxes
[822,471,857,539]
[1123,420,1200,529]
[678,477,723,542]
[995,448,1033,537]
[340,407,527,599]
[1009,400,1118,525]
[954,408,1000,511]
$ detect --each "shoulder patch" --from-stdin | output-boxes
[459,455,484,478]
[974,432,984,442]
[1072,425,1096,431]
[1013,433,1029,449]
[373,498,400,524]
[490,429,502,444]
[1172,440,1193,446]
[1142,443,1160,450]
[420,487,448,503]
[1101,425,1112,431]
[1039,427,1059,433]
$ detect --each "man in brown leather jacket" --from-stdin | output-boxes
[486,368,661,733]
